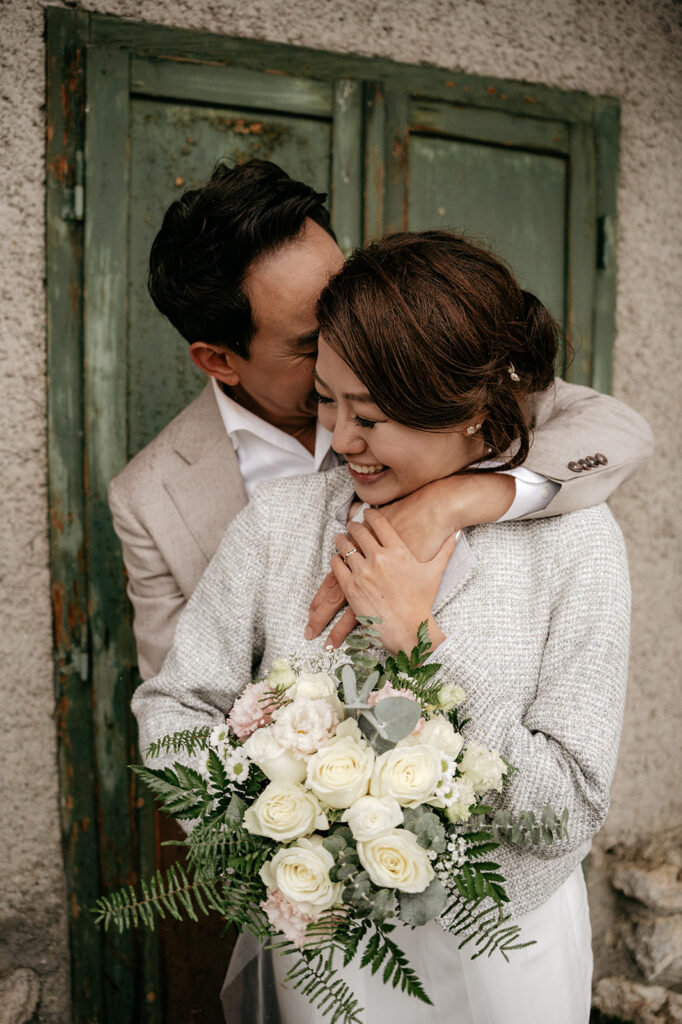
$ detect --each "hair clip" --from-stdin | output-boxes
[508,364,520,382]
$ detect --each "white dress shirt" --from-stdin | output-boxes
[212,378,559,515]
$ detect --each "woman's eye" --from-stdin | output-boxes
[314,390,334,405]
[354,415,376,429]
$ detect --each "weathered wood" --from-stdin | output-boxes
[45,10,104,1023]
[364,82,386,243]
[407,133,568,334]
[383,89,410,234]
[565,122,597,385]
[591,99,620,394]
[84,43,141,1023]
[131,55,331,118]
[331,79,364,255]
[410,100,570,154]
[90,13,597,125]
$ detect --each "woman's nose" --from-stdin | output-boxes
[332,413,365,456]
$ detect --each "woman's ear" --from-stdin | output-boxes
[189,341,241,388]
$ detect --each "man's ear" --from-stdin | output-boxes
[189,342,241,387]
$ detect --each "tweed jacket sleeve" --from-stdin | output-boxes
[433,508,631,857]
[131,496,267,763]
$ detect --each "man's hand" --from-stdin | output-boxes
[304,472,516,647]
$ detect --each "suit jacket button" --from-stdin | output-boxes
[586,456,599,467]
[568,461,582,472]
[579,459,592,470]
[595,453,608,465]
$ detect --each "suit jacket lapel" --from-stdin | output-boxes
[165,384,248,563]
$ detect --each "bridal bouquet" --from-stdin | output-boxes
[93,619,568,1023]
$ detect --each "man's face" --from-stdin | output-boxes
[215,219,345,430]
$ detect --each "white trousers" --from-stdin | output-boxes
[270,866,593,1024]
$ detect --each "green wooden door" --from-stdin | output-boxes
[46,10,619,1023]
[128,62,335,453]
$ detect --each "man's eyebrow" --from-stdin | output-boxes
[293,329,320,349]
[313,369,373,403]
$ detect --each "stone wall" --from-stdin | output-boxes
[0,0,679,1020]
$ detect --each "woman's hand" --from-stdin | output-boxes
[330,509,458,654]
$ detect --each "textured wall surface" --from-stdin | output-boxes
[0,0,679,1019]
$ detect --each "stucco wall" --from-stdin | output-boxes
[1,0,679,1019]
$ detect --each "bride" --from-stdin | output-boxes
[132,230,630,1024]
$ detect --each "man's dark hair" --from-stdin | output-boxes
[148,159,335,358]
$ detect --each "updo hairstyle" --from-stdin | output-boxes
[316,231,560,469]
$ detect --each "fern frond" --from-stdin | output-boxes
[91,863,225,933]
[274,944,364,1024]
[144,727,211,759]
[359,924,432,1004]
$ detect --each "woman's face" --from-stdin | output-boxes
[315,338,485,505]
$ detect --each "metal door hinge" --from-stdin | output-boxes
[62,150,84,222]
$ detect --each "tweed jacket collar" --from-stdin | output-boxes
[165,383,248,562]
[320,464,479,614]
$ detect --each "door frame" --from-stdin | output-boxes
[46,7,619,1020]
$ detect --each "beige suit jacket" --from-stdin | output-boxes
[109,379,652,680]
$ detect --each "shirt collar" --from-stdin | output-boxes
[211,377,333,470]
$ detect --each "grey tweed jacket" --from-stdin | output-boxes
[132,465,631,922]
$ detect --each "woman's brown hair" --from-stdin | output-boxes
[316,231,560,469]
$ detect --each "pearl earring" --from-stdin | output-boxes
[466,423,482,436]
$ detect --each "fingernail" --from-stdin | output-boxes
[454,529,462,542]
[304,626,313,640]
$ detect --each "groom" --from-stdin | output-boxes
[109,158,652,684]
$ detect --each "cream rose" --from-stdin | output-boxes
[260,836,342,917]
[370,744,442,807]
[341,795,403,840]
[357,828,434,893]
[243,781,328,841]
[242,725,307,784]
[459,740,508,795]
[305,730,374,809]
[290,671,345,719]
[400,716,463,758]
[434,682,466,712]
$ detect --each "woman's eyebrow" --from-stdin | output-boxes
[313,369,373,403]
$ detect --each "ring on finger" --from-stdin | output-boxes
[341,547,358,564]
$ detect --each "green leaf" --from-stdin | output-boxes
[398,878,448,926]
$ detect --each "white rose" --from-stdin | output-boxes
[341,795,403,841]
[459,740,508,795]
[443,777,476,823]
[242,725,307,784]
[290,672,345,719]
[357,828,434,893]
[267,659,297,690]
[434,683,466,712]
[260,836,342,917]
[243,781,328,841]
[305,732,374,809]
[400,716,463,758]
[370,744,442,807]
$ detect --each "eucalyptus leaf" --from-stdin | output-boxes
[358,670,381,704]
[372,697,421,742]
[398,878,448,927]
[341,664,359,705]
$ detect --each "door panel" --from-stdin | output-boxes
[408,135,567,329]
[129,99,331,455]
